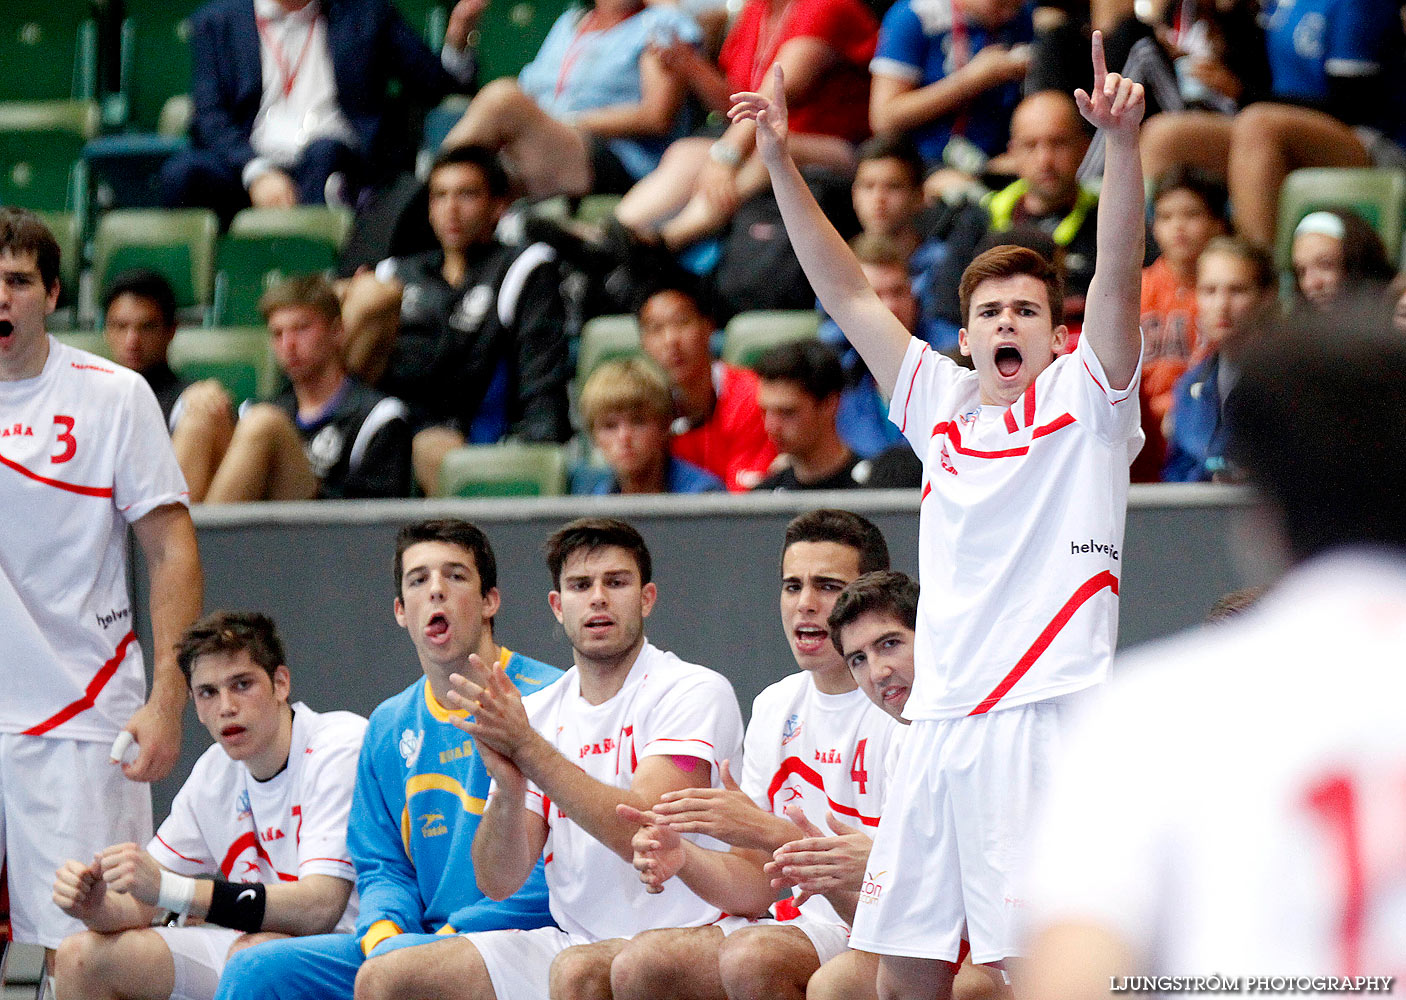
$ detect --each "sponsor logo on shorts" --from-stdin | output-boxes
[781,714,803,746]
[1069,538,1119,560]
[859,870,887,904]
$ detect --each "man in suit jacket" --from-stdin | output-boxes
[161,0,480,222]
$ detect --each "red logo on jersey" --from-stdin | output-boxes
[813,749,842,764]
[579,737,617,759]
[939,441,957,476]
[779,786,804,802]
[260,826,285,842]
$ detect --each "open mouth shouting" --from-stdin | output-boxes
[793,622,830,656]
[0,320,13,341]
[993,344,1024,380]
[582,614,615,638]
[425,611,451,645]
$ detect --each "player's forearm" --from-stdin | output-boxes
[515,736,643,862]
[675,844,777,918]
[763,147,909,392]
[77,892,161,933]
[1083,128,1145,388]
[142,508,203,709]
[472,785,539,900]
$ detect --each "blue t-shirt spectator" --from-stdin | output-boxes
[578,456,726,494]
[870,0,1035,164]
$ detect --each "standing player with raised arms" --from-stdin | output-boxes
[730,31,1146,1000]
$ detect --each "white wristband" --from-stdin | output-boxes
[157,871,197,915]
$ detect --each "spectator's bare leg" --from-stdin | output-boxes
[204,403,318,503]
[1227,103,1371,248]
[170,380,237,502]
[354,938,491,1000]
[443,79,594,198]
[547,938,628,1000]
[412,425,467,496]
[1139,111,1231,184]
[53,929,176,1000]
[341,273,402,387]
[615,138,713,234]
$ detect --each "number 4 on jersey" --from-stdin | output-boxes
[851,738,868,794]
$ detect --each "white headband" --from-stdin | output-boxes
[1294,211,1346,241]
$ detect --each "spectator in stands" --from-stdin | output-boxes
[1290,209,1394,315]
[340,145,571,495]
[847,135,946,345]
[1163,236,1276,482]
[1389,272,1406,333]
[577,358,726,495]
[611,0,878,251]
[753,340,867,490]
[441,0,700,198]
[1134,167,1228,481]
[103,270,190,428]
[173,276,412,502]
[162,0,480,223]
[1138,0,1406,248]
[926,90,1103,343]
[868,0,1034,176]
[637,285,777,491]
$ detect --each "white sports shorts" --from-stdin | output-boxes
[0,733,152,947]
[150,925,244,1000]
[848,701,1070,965]
[721,911,851,965]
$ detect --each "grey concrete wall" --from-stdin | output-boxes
[138,484,1266,814]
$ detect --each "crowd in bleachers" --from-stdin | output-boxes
[6,0,1406,500]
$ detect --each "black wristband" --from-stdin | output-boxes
[205,880,267,933]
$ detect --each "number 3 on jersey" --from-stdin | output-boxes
[52,415,76,463]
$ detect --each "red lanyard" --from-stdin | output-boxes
[255,8,320,100]
[555,9,604,99]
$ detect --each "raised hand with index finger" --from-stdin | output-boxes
[728,65,790,166]
[1074,30,1144,137]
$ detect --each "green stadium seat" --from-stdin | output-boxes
[721,310,820,369]
[0,5,98,103]
[167,327,279,404]
[394,0,448,45]
[109,1,201,132]
[212,207,353,326]
[52,329,110,358]
[474,0,574,83]
[0,100,99,213]
[91,208,218,312]
[576,314,642,382]
[1274,168,1406,271]
[436,442,567,497]
[34,211,81,306]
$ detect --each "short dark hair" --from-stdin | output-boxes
[634,279,713,324]
[754,340,845,401]
[827,570,919,653]
[176,611,286,684]
[1150,166,1229,223]
[102,269,178,329]
[783,509,890,575]
[1205,586,1266,624]
[545,517,652,589]
[394,519,498,600]
[1225,319,1406,560]
[0,206,61,292]
[855,134,924,189]
[258,273,341,324]
[959,243,1065,328]
[428,144,512,199]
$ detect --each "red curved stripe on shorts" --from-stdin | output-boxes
[0,452,113,497]
[765,757,882,827]
[898,348,926,433]
[23,631,138,735]
[968,571,1119,715]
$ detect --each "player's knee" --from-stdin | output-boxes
[718,929,816,1000]
[353,950,405,1000]
[609,930,687,998]
[548,945,612,1000]
[54,930,107,987]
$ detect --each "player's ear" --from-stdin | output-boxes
[639,581,658,619]
[1050,323,1069,355]
[393,596,407,628]
[958,328,971,357]
[271,664,291,702]
[547,590,564,623]
[481,586,501,622]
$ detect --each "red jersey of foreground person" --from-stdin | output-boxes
[670,362,778,492]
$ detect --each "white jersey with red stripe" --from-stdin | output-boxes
[1025,552,1406,981]
[148,703,367,932]
[888,333,1142,720]
[741,672,904,926]
[0,339,189,741]
[521,640,745,942]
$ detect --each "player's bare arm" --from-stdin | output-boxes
[126,503,203,783]
[96,842,352,936]
[646,759,798,851]
[449,665,712,864]
[764,807,869,923]
[1075,30,1145,391]
[53,854,156,933]
[618,803,777,917]
[730,66,912,393]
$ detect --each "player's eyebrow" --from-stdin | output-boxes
[975,297,1043,313]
